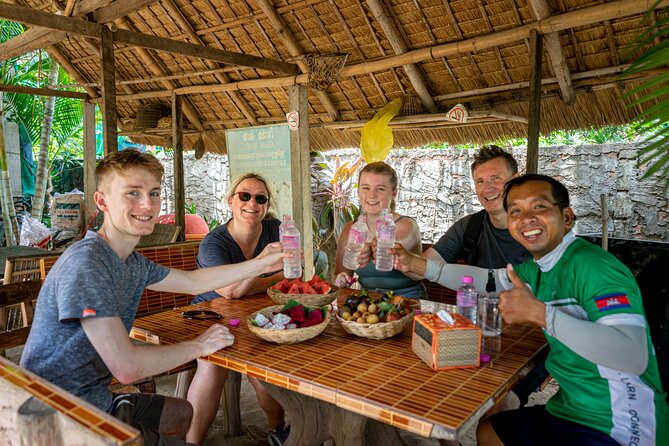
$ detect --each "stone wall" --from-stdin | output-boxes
[159,144,668,242]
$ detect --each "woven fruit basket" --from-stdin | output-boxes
[247,305,331,344]
[267,286,339,307]
[335,310,415,340]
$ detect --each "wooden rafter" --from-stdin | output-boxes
[367,0,437,113]
[114,16,205,133]
[440,0,488,89]
[0,0,158,62]
[254,0,340,120]
[353,0,403,98]
[0,83,88,99]
[161,0,259,125]
[476,0,513,84]
[527,0,575,105]
[0,3,300,75]
[113,0,665,101]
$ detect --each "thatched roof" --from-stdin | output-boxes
[2,0,665,153]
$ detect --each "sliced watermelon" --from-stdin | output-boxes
[272,279,291,292]
[309,275,324,284]
[301,284,317,294]
[287,283,301,294]
[312,283,332,294]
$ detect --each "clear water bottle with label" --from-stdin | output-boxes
[279,214,292,239]
[342,215,369,270]
[456,275,478,323]
[375,209,396,272]
[280,219,302,279]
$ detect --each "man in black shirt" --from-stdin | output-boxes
[426,145,532,268]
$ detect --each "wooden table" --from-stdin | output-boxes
[130,292,546,443]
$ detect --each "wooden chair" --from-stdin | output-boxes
[137,224,181,248]
[0,281,41,356]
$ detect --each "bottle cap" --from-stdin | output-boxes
[462,275,474,284]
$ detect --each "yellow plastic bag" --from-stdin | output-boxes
[360,98,402,163]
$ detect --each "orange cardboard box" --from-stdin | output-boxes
[412,313,481,370]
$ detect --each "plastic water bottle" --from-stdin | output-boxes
[279,214,292,239]
[281,219,302,279]
[457,275,478,323]
[342,215,369,270]
[375,209,396,272]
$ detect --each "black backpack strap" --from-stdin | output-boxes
[461,209,487,265]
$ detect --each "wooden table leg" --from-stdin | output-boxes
[262,382,407,446]
[220,370,242,437]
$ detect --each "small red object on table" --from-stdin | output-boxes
[412,313,481,370]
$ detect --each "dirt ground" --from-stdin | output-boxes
[155,374,558,446]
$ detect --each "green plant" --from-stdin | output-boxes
[185,201,221,231]
[311,153,362,245]
[310,153,363,277]
[623,0,669,188]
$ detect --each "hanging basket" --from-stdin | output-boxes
[303,53,349,91]
[135,104,165,129]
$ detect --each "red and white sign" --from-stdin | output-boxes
[446,103,468,123]
[286,111,300,130]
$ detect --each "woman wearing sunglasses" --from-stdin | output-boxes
[186,173,289,446]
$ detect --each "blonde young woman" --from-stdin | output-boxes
[186,173,289,446]
[333,161,425,299]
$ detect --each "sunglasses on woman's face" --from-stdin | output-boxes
[233,191,269,205]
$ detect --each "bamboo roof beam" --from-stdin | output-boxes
[366,0,437,113]
[0,83,88,100]
[161,0,259,126]
[254,0,339,120]
[527,0,575,105]
[111,0,665,101]
[355,0,407,96]
[0,3,300,75]
[114,61,654,105]
[114,17,204,133]
[47,45,99,99]
[0,0,158,62]
[317,110,527,130]
[441,0,488,89]
[476,0,513,84]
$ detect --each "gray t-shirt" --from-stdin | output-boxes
[432,212,531,269]
[20,231,170,412]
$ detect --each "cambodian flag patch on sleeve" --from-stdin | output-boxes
[594,293,630,312]
[82,308,97,318]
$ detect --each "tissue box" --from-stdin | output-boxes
[412,313,481,370]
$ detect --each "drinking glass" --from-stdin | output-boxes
[478,295,502,336]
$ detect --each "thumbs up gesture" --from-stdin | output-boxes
[499,264,547,327]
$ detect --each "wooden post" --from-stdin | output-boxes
[17,397,64,446]
[527,29,542,174]
[172,93,185,242]
[288,86,314,280]
[99,26,117,154]
[83,102,96,225]
[220,371,242,436]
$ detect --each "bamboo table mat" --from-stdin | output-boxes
[131,291,546,439]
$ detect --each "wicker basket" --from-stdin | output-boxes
[267,286,339,307]
[336,310,415,340]
[247,305,331,344]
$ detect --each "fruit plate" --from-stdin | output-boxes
[247,305,331,344]
[267,285,340,307]
[335,309,415,340]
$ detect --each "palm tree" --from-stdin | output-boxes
[31,61,59,220]
[1,20,85,234]
[624,1,669,188]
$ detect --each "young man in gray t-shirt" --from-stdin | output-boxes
[21,149,286,445]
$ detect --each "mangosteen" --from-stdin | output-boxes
[345,294,362,310]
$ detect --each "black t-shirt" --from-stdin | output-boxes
[193,217,281,303]
[432,212,531,269]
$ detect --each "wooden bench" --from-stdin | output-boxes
[0,355,141,445]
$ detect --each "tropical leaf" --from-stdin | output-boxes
[622,0,669,188]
